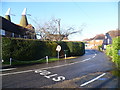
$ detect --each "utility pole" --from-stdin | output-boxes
[58,19,60,35]
[55,19,61,41]
[56,19,61,35]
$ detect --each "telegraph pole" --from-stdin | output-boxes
[58,19,60,35]
[55,19,61,41]
[56,19,61,35]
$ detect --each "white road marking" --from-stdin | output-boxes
[80,73,106,87]
[1,54,97,76]
[35,69,65,82]
[44,74,58,78]
[52,76,66,82]
[0,68,16,71]
[0,70,33,76]
[92,56,95,58]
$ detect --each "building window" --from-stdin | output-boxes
[19,35,21,38]
[96,40,100,42]
[12,33,14,37]
[0,29,5,36]
[24,36,27,39]
[107,39,110,44]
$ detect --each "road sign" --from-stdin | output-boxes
[56,45,61,59]
[56,45,61,52]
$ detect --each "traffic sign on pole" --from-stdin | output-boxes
[56,45,61,59]
[56,45,61,52]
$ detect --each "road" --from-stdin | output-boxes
[1,49,119,88]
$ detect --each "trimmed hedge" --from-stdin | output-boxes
[2,37,85,61]
[57,41,85,57]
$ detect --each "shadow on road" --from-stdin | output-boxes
[85,49,100,55]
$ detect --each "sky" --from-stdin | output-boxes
[1,1,119,41]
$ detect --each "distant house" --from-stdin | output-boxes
[107,30,120,38]
[83,30,119,50]
[102,33,112,50]
[87,39,104,49]
[84,34,105,49]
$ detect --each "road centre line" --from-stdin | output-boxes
[0,54,97,76]
[92,56,95,58]
[80,73,106,87]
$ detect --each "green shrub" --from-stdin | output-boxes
[2,37,12,61]
[112,36,120,69]
[106,36,120,69]
[106,44,112,56]
[98,45,102,51]
[66,42,85,56]
[2,37,85,62]
[2,38,57,61]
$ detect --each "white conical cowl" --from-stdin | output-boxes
[5,8,11,15]
[5,8,11,21]
[22,8,27,15]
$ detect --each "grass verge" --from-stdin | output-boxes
[2,57,61,66]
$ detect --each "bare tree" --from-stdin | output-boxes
[31,17,85,41]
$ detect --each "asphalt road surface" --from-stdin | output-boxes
[1,49,119,88]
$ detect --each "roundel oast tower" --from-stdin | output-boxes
[5,8,11,21]
[20,8,28,27]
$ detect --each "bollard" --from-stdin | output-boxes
[2,60,4,63]
[65,54,67,63]
[46,56,48,64]
[65,54,66,59]
[10,58,12,65]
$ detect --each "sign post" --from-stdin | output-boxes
[58,51,59,59]
[56,45,61,59]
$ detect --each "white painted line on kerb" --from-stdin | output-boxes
[41,57,92,70]
[80,73,106,87]
[1,54,97,76]
[0,68,16,71]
